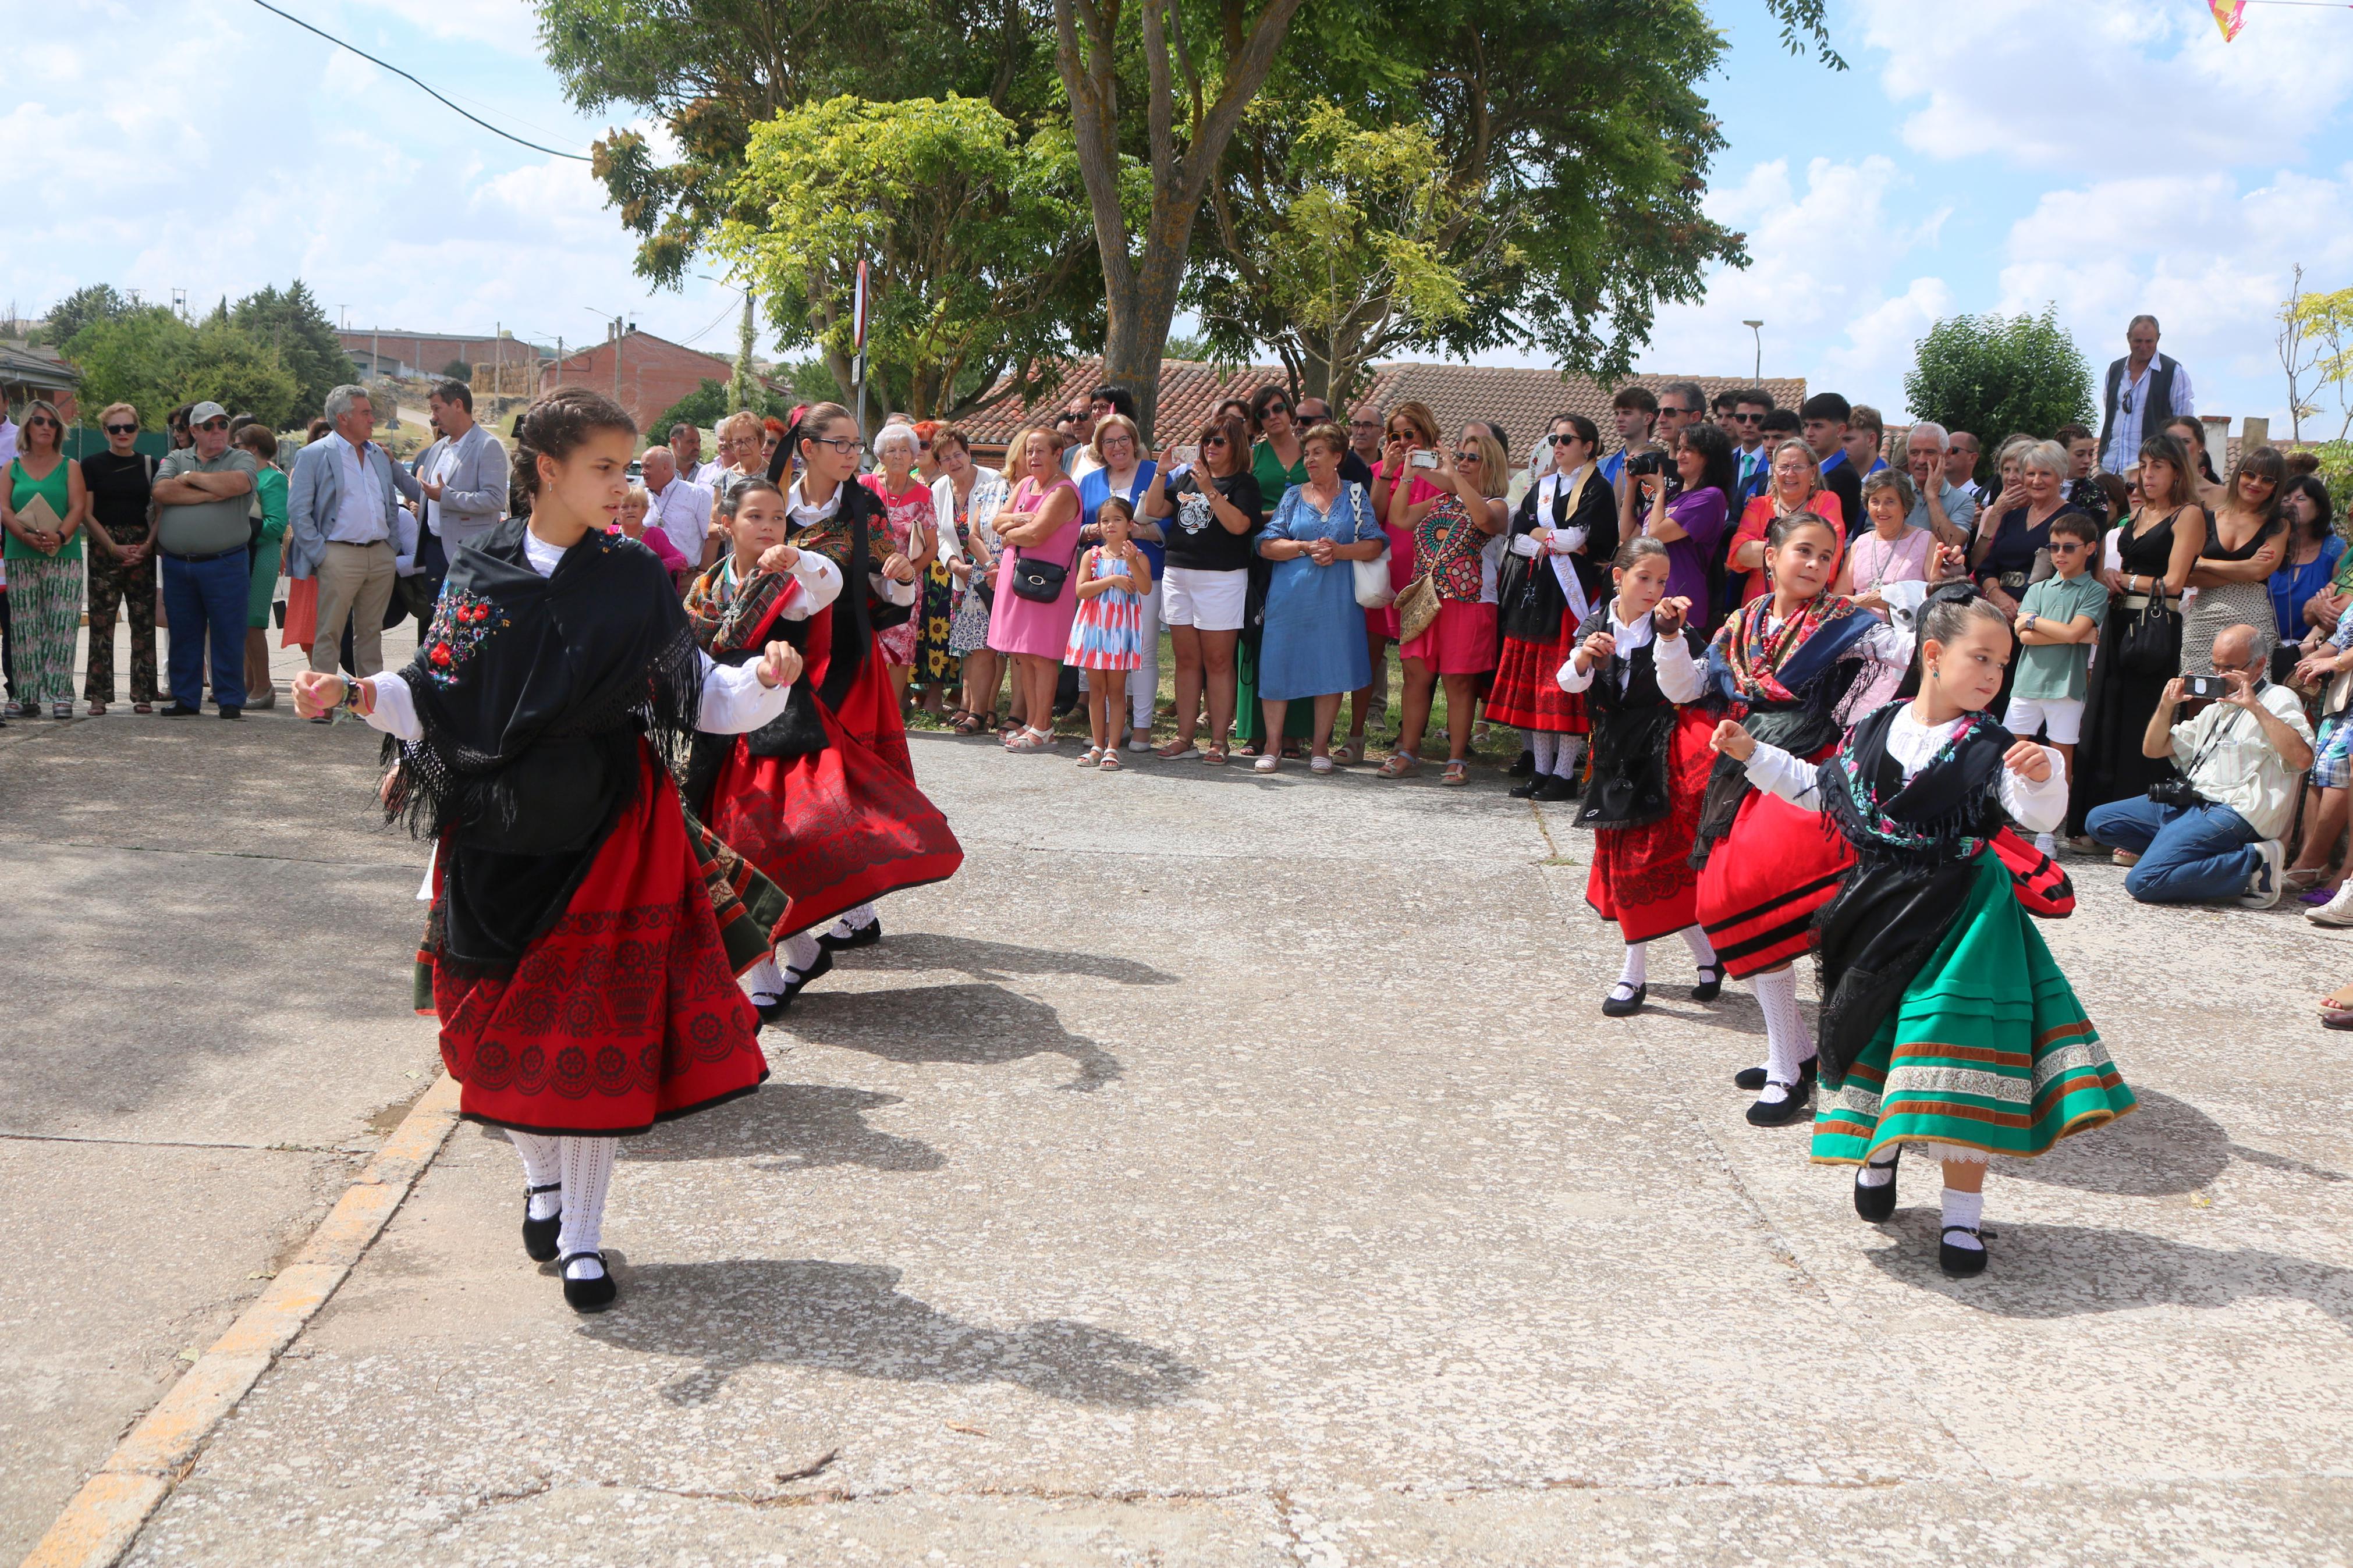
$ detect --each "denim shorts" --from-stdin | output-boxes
[2317,715,2353,791]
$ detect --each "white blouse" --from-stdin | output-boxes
[1742,705,2070,834]
[1555,603,1706,702]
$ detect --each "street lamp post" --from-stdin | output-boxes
[1742,319,1763,381]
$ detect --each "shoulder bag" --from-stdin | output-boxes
[1351,482,1395,609]
[2115,578,2182,680]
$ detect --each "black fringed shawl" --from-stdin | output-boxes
[386,519,701,976]
[1809,702,2014,1085]
[1573,606,1690,833]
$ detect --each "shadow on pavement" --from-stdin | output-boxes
[583,1257,1201,1407]
[854,933,1178,988]
[615,1083,946,1173]
[1863,1219,2353,1329]
[2006,1089,2349,1197]
[789,983,1123,1091]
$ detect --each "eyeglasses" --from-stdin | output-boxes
[807,435,865,455]
[1658,404,1694,417]
[1547,433,1583,446]
[1201,436,1229,449]
[25,418,58,431]
[197,418,230,432]
[1263,403,1291,417]
[915,441,931,452]
[104,422,138,435]
[1453,449,1481,464]
[2048,541,2089,554]
[1730,413,1763,425]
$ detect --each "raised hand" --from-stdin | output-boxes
[1709,719,1756,761]
[757,640,804,691]
[2002,739,2052,783]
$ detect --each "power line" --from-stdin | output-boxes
[246,0,592,162]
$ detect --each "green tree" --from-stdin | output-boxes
[67,308,303,431]
[2283,279,2353,445]
[1903,308,2095,446]
[653,376,796,435]
[229,280,351,419]
[718,94,1101,419]
[38,283,134,348]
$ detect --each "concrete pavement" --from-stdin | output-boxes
[12,632,2353,1563]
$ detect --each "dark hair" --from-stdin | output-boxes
[1917,585,2014,651]
[1658,381,1705,416]
[1088,385,1137,421]
[1611,385,1658,417]
[2226,446,2287,523]
[2053,421,2093,448]
[1766,509,1839,550]
[1612,535,1673,572]
[2046,511,2100,545]
[791,400,857,461]
[2161,415,2219,482]
[509,386,638,499]
[1712,389,1739,415]
[1218,397,1251,427]
[226,413,258,436]
[233,424,278,461]
[1799,392,1852,424]
[1475,419,1509,457]
[719,477,783,518]
[306,416,332,442]
[1677,420,1738,502]
[1759,408,1801,436]
[2095,472,2131,520]
[1554,413,1600,450]
[1861,467,1916,514]
[2136,433,2201,510]
[1098,494,1137,527]
[1198,414,1250,477]
[2283,473,2335,538]
[2288,449,2322,477]
[1732,387,1774,413]
[1248,385,1294,428]
[431,379,474,413]
[167,402,193,431]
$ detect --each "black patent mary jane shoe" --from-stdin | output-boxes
[561,1252,618,1313]
[1602,982,1648,1018]
[522,1182,563,1263]
[1939,1226,1989,1278]
[1853,1150,1900,1224]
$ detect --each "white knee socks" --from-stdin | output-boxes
[1529,730,1559,776]
[1616,940,1648,992]
[1941,1186,1985,1249]
[507,1130,563,1221]
[743,955,786,1001]
[1681,926,1718,970]
[828,902,878,939]
[557,1136,617,1278]
[1555,735,1585,781]
[1752,966,1811,1090]
[781,931,821,975]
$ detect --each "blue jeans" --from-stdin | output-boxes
[2085,795,2263,904]
[162,552,249,710]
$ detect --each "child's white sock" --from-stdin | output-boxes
[1941,1186,1985,1247]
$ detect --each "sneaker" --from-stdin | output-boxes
[2310,880,2353,927]
[2238,840,2284,910]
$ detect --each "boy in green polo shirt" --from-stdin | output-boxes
[2007,511,2106,854]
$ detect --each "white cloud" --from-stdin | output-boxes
[1635,156,1954,411]
[1851,0,2353,175]
[1993,165,2353,426]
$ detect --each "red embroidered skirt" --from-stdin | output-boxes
[1586,707,1715,943]
[1695,753,1856,979]
[427,748,771,1136]
[1484,606,1588,733]
[706,635,964,938]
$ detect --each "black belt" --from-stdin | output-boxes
[329,538,389,547]
[161,547,246,564]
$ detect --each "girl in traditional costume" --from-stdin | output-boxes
[1557,538,1723,1015]
[1693,512,1910,1127]
[687,405,964,995]
[1711,586,2134,1276]
[293,388,803,1313]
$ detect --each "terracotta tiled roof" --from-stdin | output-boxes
[949,357,1805,465]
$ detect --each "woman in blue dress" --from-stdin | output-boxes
[1252,421,1389,773]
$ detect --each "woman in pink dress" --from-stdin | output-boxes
[988,427,1084,752]
[860,424,940,701]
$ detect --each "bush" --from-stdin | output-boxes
[441,358,473,382]
[652,376,795,437]
[66,307,301,431]
[1903,307,2096,445]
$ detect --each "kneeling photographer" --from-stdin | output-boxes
[2086,623,2314,908]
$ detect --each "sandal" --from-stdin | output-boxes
[87,701,107,717]
[1076,745,1104,766]
[1333,737,1364,765]
[1006,727,1053,753]
[953,713,986,735]
[1202,746,1229,766]
[1309,755,1333,775]
[1098,751,1123,771]
[1375,751,1418,779]
[2285,865,2326,893]
[1155,739,1200,760]
[52,702,72,721]
[1440,760,1470,786]
[133,702,152,714]
[1253,754,1279,773]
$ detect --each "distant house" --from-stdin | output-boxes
[0,339,84,414]
[539,330,740,434]
[335,329,551,382]
[951,357,1807,466]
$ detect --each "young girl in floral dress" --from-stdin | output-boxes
[1066,497,1151,770]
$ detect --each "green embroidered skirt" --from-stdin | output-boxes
[1812,856,2135,1165]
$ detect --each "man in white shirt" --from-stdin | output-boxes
[2085,624,2312,908]
[287,385,408,678]
[641,447,715,570]
[2097,315,2195,474]
[1901,421,1975,547]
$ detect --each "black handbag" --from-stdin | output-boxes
[1007,545,1067,604]
[2116,581,2182,680]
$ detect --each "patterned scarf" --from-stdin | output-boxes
[1715,590,1862,705]
[1819,702,2011,863]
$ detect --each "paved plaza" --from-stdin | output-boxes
[6,631,2353,1565]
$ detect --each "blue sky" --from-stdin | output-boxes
[9,0,2353,433]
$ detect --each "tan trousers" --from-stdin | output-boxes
[309,540,398,675]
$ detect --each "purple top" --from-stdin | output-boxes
[1661,487,1729,610]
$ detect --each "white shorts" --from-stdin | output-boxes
[1162,566,1247,632]
[2004,695,2083,746]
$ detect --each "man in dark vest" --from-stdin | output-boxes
[2099,314,2196,474]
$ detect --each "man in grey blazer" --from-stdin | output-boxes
[410,379,508,608]
[289,383,418,680]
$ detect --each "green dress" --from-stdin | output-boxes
[247,465,288,628]
[1235,439,1315,748]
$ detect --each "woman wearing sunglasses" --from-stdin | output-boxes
[1380,425,1509,784]
[1144,415,1263,763]
[1236,385,1311,758]
[80,402,162,713]
[1,400,90,719]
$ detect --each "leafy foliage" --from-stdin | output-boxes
[719,94,1101,419]
[1903,308,2096,446]
[2285,282,2353,445]
[442,358,474,381]
[38,283,134,349]
[66,308,303,432]
[654,376,797,435]
[227,281,353,419]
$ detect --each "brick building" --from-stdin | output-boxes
[540,330,737,433]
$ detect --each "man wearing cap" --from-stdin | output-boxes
[288,383,410,689]
[150,401,261,716]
